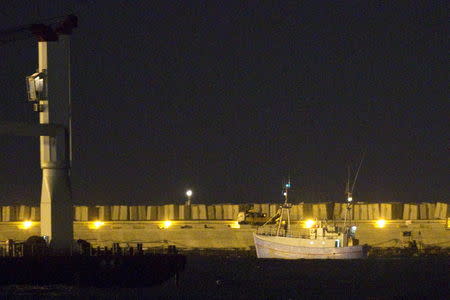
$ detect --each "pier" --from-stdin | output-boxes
[0,202,448,251]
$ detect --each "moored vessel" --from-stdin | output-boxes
[253,179,366,259]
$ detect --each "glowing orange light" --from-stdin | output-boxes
[161,221,172,229]
[304,219,316,228]
[90,221,104,229]
[375,219,386,228]
[20,221,33,229]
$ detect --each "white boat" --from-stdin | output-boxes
[253,222,366,259]
[253,180,366,259]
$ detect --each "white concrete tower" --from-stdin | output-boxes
[37,17,77,252]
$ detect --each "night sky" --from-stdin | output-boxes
[0,1,448,205]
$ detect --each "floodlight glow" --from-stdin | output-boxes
[90,221,104,229]
[20,221,33,229]
[375,219,386,228]
[304,219,316,228]
[162,220,172,229]
[186,190,193,197]
[347,196,353,202]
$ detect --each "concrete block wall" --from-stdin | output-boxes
[269,204,278,217]
[261,204,269,215]
[2,206,18,221]
[30,207,40,221]
[119,206,128,220]
[222,204,233,219]
[403,204,419,220]
[18,205,31,221]
[178,205,190,220]
[207,205,215,220]
[434,202,448,219]
[129,206,138,220]
[74,206,88,221]
[290,204,302,220]
[111,205,120,220]
[147,206,158,220]
[164,204,179,220]
[333,203,350,220]
[380,203,392,219]
[0,202,448,222]
[252,204,261,213]
[368,204,380,220]
[191,204,207,220]
[98,206,111,221]
[138,206,147,220]
[214,205,223,219]
[232,205,240,220]
[353,203,369,220]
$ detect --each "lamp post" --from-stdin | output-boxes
[186,189,193,206]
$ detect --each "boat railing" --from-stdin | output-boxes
[256,226,342,240]
[256,227,309,239]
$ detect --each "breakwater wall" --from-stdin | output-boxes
[0,220,448,250]
[0,202,448,222]
[1,202,448,250]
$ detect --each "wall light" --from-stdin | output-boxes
[19,221,33,229]
[89,221,105,229]
[375,219,386,228]
[304,219,316,228]
[160,220,172,229]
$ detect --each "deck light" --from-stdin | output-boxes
[375,219,386,228]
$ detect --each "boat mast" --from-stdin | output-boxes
[276,178,291,236]
[344,166,352,227]
[344,154,365,228]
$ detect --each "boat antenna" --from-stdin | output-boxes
[345,166,352,202]
[351,152,365,195]
[277,178,292,236]
[283,178,291,204]
[344,152,365,227]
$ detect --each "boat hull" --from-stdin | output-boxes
[253,233,366,259]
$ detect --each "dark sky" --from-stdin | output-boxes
[0,1,448,205]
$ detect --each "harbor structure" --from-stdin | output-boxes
[0,202,448,251]
[0,16,77,252]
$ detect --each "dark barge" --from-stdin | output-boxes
[0,237,186,287]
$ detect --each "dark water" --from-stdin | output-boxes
[0,256,448,299]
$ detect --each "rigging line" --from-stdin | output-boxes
[351,152,365,194]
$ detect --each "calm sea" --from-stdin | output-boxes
[0,255,448,299]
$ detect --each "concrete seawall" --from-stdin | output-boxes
[0,202,448,222]
[1,202,448,250]
[1,219,448,250]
